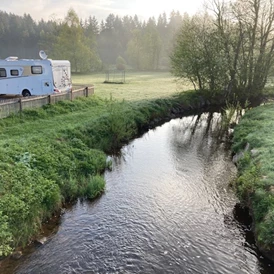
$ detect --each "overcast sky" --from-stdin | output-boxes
[0,0,206,22]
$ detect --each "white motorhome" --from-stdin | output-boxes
[0,51,72,97]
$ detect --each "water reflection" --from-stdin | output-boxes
[1,113,274,274]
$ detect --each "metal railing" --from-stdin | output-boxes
[0,86,94,119]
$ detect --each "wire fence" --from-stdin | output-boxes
[0,86,94,119]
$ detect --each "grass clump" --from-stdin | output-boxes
[86,175,106,200]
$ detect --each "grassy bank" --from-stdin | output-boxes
[232,103,274,258]
[0,72,203,257]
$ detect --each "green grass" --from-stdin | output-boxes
[72,71,193,101]
[232,103,274,252]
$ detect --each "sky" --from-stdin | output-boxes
[0,0,206,22]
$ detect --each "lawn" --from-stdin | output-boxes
[72,71,193,101]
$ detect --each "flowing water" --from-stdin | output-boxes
[2,113,274,274]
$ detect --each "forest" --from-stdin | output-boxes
[0,9,183,72]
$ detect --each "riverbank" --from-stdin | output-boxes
[0,81,213,257]
[232,103,274,260]
[2,70,273,261]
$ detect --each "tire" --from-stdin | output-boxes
[22,90,31,97]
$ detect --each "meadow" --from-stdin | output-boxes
[72,71,193,101]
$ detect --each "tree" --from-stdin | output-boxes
[126,18,161,70]
[171,0,274,104]
[171,13,228,94]
[126,29,143,69]
[83,16,102,71]
[142,18,162,70]
[51,9,99,72]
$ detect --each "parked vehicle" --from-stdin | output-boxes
[0,51,72,97]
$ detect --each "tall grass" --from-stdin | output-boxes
[219,100,243,134]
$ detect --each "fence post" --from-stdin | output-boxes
[19,98,22,118]
[70,89,73,101]
[85,87,88,97]
[48,95,51,104]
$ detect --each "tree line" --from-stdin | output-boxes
[1,0,273,104]
[0,9,183,72]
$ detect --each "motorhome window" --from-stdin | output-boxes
[0,68,6,77]
[31,66,42,74]
[10,69,19,76]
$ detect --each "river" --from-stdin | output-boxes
[2,113,274,273]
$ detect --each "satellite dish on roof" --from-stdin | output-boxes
[39,50,48,60]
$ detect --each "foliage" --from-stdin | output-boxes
[257,208,274,247]
[171,0,274,104]
[171,13,228,95]
[0,9,184,72]
[51,8,99,73]
[0,211,13,257]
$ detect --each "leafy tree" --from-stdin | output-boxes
[83,16,102,71]
[126,18,161,70]
[38,19,59,55]
[126,29,143,69]
[98,14,124,65]
[142,18,162,70]
[171,0,274,104]
[51,8,99,72]
[171,13,228,94]
[214,0,274,103]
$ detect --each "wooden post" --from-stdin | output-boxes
[19,99,22,119]
[48,95,51,104]
[70,88,73,101]
[85,87,88,97]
